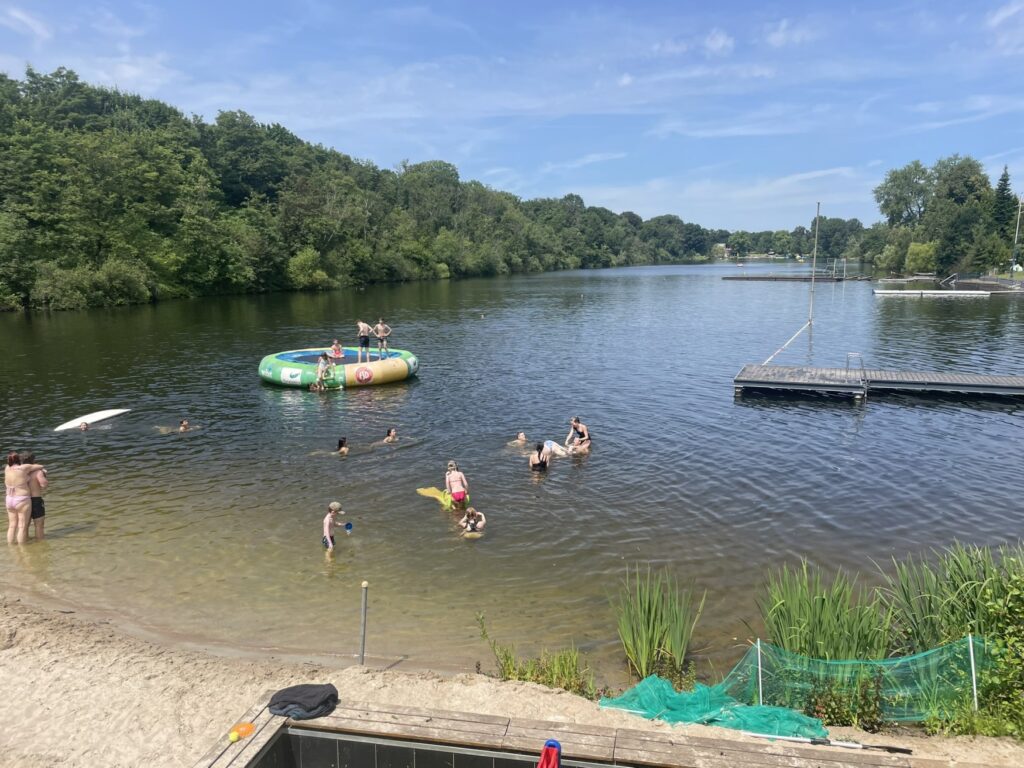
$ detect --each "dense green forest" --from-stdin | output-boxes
[869,158,1019,276]
[0,68,1016,310]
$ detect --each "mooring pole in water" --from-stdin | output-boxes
[968,634,978,711]
[808,202,821,325]
[359,580,369,665]
[756,639,764,706]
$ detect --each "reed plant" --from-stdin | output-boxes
[759,559,890,661]
[476,613,597,699]
[612,564,705,686]
[880,543,1001,654]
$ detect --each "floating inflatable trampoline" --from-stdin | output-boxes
[259,347,419,389]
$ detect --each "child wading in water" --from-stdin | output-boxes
[322,501,347,553]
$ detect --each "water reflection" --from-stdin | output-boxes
[2,264,1024,680]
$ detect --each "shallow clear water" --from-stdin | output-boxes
[2,263,1023,682]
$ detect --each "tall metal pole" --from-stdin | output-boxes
[808,202,821,324]
[1013,197,1022,280]
[358,580,369,665]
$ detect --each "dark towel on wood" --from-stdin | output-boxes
[269,683,339,720]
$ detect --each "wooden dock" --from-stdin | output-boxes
[734,364,1024,398]
[197,693,989,768]
[873,289,990,297]
[723,275,847,282]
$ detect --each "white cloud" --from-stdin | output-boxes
[76,52,183,94]
[540,152,626,174]
[901,94,1024,133]
[650,103,828,139]
[703,28,734,57]
[987,2,1024,54]
[652,38,688,56]
[0,6,52,42]
[765,19,816,48]
[569,166,877,230]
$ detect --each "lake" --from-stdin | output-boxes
[2,262,1023,683]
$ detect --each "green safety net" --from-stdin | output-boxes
[600,636,988,736]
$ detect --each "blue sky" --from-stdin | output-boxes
[1,1,1022,230]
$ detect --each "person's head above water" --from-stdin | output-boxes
[571,416,581,425]
[23,451,35,463]
[466,507,479,519]
[516,431,527,441]
[7,451,21,466]
[337,437,347,450]
[320,352,329,360]
[535,442,544,454]
[179,419,189,432]
[79,422,89,431]
[328,501,343,514]
[386,428,397,438]
[447,460,458,471]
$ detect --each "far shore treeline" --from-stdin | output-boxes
[0,68,1018,311]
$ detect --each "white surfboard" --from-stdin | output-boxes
[54,408,131,432]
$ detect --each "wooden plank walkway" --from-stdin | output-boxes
[873,290,990,297]
[723,275,847,282]
[196,697,995,768]
[734,365,1024,398]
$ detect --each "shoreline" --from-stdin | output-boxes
[2,593,1023,767]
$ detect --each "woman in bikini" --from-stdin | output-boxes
[445,461,470,512]
[6,452,44,545]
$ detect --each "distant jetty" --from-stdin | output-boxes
[722,275,867,283]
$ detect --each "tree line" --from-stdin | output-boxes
[0,67,941,311]
[866,157,1019,276]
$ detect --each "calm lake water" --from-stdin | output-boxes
[2,263,1023,682]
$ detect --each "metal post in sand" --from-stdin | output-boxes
[359,580,369,665]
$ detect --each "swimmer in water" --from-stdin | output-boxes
[529,442,549,471]
[313,352,334,393]
[565,416,592,453]
[543,439,570,458]
[459,507,486,533]
[79,422,89,431]
[508,431,528,446]
[383,428,398,444]
[179,419,190,433]
[336,437,349,456]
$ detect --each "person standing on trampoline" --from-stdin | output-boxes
[356,320,373,363]
[373,318,392,359]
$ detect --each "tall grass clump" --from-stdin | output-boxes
[611,564,705,688]
[759,559,890,661]
[880,542,1002,654]
[476,614,597,699]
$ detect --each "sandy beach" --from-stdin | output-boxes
[1,594,1022,767]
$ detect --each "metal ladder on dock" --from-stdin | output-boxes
[846,352,867,400]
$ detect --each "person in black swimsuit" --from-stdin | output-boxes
[529,442,548,471]
[565,417,591,452]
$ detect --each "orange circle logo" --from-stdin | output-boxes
[356,367,374,383]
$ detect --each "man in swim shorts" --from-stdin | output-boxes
[356,320,373,363]
[23,452,47,541]
[372,318,392,359]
